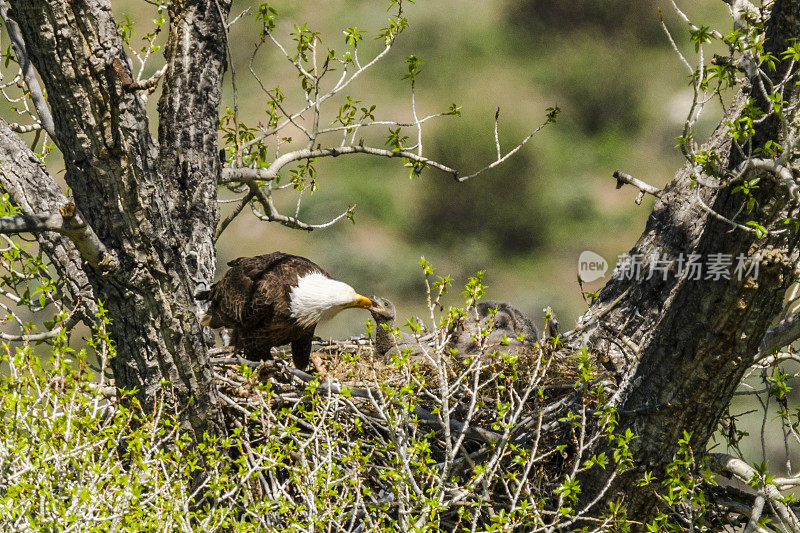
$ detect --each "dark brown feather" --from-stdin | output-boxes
[200,252,330,367]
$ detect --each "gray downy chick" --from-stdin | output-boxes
[450,300,538,357]
[368,296,430,358]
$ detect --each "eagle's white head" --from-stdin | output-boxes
[290,272,373,328]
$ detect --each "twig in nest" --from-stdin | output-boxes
[310,352,328,379]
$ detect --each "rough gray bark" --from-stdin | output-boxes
[570,0,800,523]
[4,0,231,438]
[157,0,227,292]
[0,119,97,320]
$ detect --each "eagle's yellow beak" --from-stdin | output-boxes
[349,294,374,309]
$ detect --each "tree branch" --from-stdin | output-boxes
[736,157,799,200]
[709,452,800,530]
[0,3,55,139]
[613,170,664,205]
[248,182,355,231]
[0,118,97,318]
[759,312,800,356]
[220,145,459,184]
[0,213,69,233]
[0,207,116,270]
[458,115,554,182]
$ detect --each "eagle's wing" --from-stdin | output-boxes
[250,254,329,322]
[206,252,328,328]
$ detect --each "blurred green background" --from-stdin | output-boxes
[112,0,730,336]
[3,0,787,482]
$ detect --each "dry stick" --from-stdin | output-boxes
[215,191,254,240]
[248,180,355,231]
[459,117,552,181]
[210,355,503,444]
[612,170,663,205]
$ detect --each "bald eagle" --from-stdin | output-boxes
[197,252,377,369]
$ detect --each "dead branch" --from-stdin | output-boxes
[613,170,663,204]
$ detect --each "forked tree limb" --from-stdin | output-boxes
[220,145,459,184]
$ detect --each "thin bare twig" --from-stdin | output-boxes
[458,117,552,182]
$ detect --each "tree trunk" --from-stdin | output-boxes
[571,0,800,522]
[6,0,231,439]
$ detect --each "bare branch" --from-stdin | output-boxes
[226,6,251,28]
[669,0,724,39]
[458,116,552,182]
[759,312,800,356]
[0,4,56,138]
[493,108,501,160]
[0,206,116,270]
[0,213,75,233]
[735,157,799,200]
[8,122,42,134]
[221,145,459,184]
[0,316,78,343]
[709,453,800,530]
[659,8,694,74]
[692,186,787,236]
[248,182,355,231]
[215,191,254,240]
[613,171,663,204]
